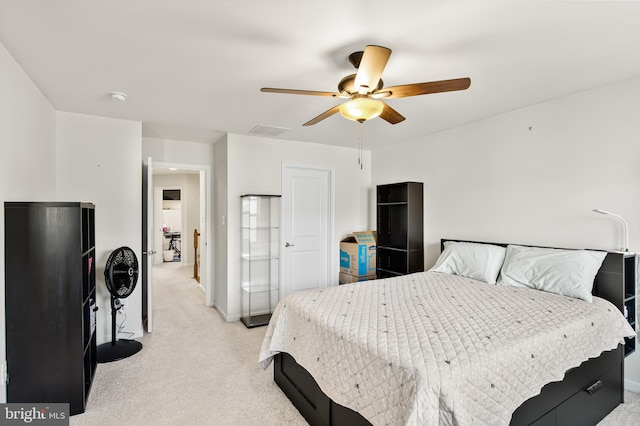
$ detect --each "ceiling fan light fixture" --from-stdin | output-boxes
[339,98,384,122]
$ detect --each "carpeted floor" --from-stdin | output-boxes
[71,262,639,425]
[71,262,305,426]
[598,389,640,426]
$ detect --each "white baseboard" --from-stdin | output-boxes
[625,378,640,393]
[214,304,241,322]
[96,327,143,345]
[128,328,144,339]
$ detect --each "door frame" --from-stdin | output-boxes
[280,163,335,299]
[142,157,154,332]
[152,161,214,307]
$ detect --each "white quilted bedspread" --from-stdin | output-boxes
[258,272,635,425]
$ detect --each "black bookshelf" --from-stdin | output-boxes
[623,254,636,356]
[376,182,424,278]
[594,251,636,357]
[4,202,97,414]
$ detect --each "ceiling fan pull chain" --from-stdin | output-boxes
[358,122,363,169]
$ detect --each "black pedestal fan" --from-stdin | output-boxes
[97,246,143,363]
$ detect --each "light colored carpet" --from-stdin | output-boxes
[598,389,640,426]
[71,262,639,425]
[71,262,306,426]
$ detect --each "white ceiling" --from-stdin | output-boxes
[1,1,640,149]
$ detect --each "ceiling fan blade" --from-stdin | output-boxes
[303,105,341,126]
[379,103,405,124]
[354,45,392,94]
[382,77,471,99]
[261,87,339,97]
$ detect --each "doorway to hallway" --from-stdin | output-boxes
[152,167,205,288]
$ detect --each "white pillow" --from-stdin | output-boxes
[429,241,506,284]
[497,245,607,302]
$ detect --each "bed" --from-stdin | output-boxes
[258,240,636,425]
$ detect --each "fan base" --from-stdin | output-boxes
[97,339,143,363]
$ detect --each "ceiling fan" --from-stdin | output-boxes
[261,45,471,126]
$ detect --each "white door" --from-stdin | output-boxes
[281,165,333,298]
[142,157,154,332]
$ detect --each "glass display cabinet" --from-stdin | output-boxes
[241,194,280,327]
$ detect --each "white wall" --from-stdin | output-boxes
[162,200,182,232]
[142,136,215,165]
[371,76,640,391]
[0,40,57,403]
[56,112,143,344]
[215,133,372,321]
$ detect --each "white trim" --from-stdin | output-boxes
[214,304,240,322]
[625,378,640,393]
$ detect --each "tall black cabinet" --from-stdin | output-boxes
[4,202,97,415]
[596,251,636,357]
[376,182,424,278]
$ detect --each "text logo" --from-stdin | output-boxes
[1,404,69,425]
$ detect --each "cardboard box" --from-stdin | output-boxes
[339,272,376,285]
[339,231,377,277]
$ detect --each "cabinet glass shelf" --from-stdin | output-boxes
[241,255,278,261]
[241,284,278,293]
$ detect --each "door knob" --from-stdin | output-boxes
[285,242,294,247]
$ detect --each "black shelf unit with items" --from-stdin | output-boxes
[376,182,424,279]
[595,251,636,357]
[622,253,636,356]
[4,202,97,415]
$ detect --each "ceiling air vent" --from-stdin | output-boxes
[249,124,290,137]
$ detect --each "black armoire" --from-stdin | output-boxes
[4,202,97,415]
[376,182,424,278]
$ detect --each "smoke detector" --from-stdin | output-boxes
[109,91,128,102]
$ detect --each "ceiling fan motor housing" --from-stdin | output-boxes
[348,51,363,68]
[338,74,384,96]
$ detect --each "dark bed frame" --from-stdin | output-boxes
[273,240,631,426]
